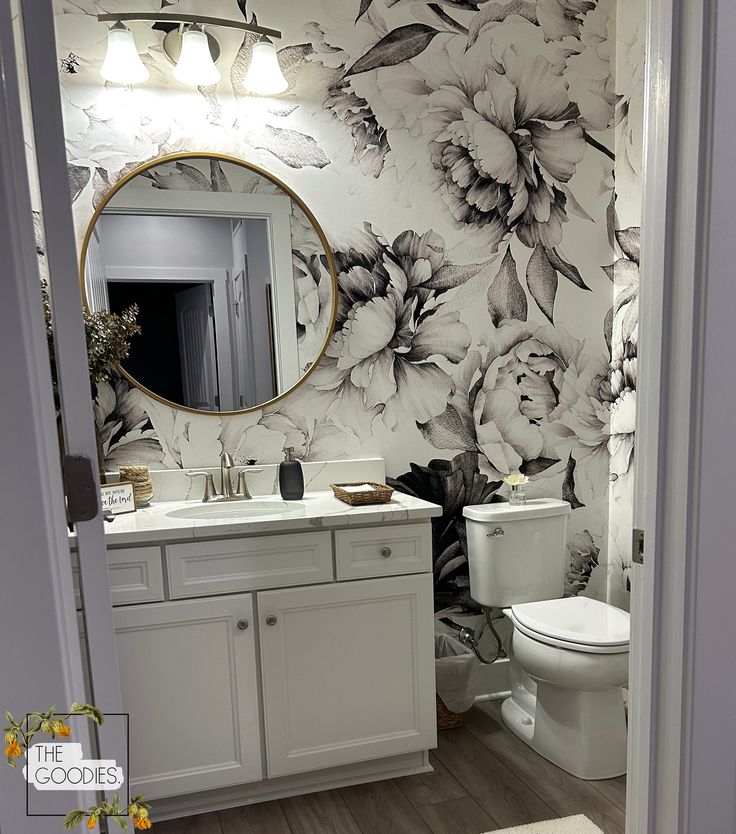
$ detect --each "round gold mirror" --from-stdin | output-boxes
[80,153,338,415]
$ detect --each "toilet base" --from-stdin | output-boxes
[501,682,627,781]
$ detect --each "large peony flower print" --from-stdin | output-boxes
[606,226,639,480]
[309,225,473,429]
[95,377,164,469]
[419,31,586,251]
[420,321,611,500]
[563,0,616,131]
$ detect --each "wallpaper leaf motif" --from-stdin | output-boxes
[345,24,441,76]
[526,245,559,323]
[356,0,375,22]
[487,249,527,325]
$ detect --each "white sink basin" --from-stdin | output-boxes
[166,499,304,521]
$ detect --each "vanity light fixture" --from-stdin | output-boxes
[100,21,150,85]
[172,23,221,86]
[98,12,286,94]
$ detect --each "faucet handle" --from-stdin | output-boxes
[186,471,218,502]
[235,468,264,500]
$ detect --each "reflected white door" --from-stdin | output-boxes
[175,283,219,410]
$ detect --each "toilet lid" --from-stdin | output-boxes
[510,597,630,649]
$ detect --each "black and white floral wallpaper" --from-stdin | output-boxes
[53,0,644,611]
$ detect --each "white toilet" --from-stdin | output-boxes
[463,498,629,780]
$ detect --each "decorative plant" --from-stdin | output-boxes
[3,702,153,830]
[3,702,102,768]
[502,473,529,488]
[503,472,529,504]
[41,279,141,404]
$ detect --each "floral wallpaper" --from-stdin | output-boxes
[53,0,644,611]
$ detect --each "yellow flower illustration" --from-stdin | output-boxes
[134,818,152,830]
[4,731,17,744]
[55,723,72,737]
[87,815,97,829]
[4,740,22,758]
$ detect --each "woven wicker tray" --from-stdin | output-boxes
[330,482,394,506]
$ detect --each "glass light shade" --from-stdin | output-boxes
[243,39,288,95]
[173,25,221,86]
[100,24,149,84]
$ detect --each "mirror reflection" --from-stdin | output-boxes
[83,155,336,413]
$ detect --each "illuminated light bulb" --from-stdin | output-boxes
[243,37,288,96]
[100,22,149,85]
[173,24,221,86]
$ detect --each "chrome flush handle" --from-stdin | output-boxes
[486,527,505,538]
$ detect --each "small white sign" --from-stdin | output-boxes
[23,743,125,791]
[100,481,136,515]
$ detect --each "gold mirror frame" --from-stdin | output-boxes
[79,152,339,416]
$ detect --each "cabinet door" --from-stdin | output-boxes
[258,574,436,777]
[114,595,262,799]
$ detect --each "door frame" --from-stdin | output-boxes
[627,0,718,831]
[104,265,235,410]
[105,189,300,391]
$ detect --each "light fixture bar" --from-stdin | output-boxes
[96,12,281,40]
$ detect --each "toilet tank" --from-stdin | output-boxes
[463,499,571,608]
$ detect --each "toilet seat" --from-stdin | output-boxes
[507,597,630,655]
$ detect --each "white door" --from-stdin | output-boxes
[175,283,219,410]
[258,574,436,778]
[113,594,262,799]
[11,0,129,812]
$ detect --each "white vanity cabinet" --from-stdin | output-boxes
[113,593,262,799]
[258,573,435,777]
[97,513,439,812]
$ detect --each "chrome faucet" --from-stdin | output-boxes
[186,453,263,503]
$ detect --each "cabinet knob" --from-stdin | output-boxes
[380,546,392,558]
[237,618,249,631]
[265,614,278,626]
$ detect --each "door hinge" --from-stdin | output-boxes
[62,454,99,523]
[632,527,645,565]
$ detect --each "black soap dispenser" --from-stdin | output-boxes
[279,447,304,500]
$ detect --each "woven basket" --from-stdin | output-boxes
[436,694,464,730]
[330,482,394,506]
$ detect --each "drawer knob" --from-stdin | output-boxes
[380,546,392,558]
[265,614,278,626]
[237,619,249,631]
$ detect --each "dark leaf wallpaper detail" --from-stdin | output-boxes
[54,0,644,610]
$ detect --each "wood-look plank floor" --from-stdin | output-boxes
[154,703,626,834]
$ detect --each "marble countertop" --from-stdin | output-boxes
[71,491,442,547]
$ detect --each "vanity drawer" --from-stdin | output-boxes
[166,532,333,599]
[334,523,432,580]
[73,546,164,608]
